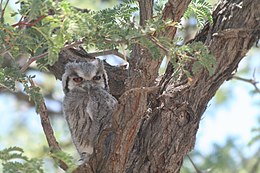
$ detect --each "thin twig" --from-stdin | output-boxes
[89,49,130,60]
[20,40,83,73]
[232,75,260,94]
[0,0,9,21]
[12,15,46,27]
[187,155,203,173]
[148,35,169,53]
[0,83,13,92]
[28,78,68,171]
[20,52,48,72]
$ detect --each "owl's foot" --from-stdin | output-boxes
[77,144,94,164]
[78,152,91,164]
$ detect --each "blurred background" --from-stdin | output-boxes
[0,0,259,172]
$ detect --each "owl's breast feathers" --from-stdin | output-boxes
[63,86,118,133]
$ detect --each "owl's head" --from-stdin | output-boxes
[62,59,109,94]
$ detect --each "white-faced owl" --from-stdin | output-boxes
[62,59,118,162]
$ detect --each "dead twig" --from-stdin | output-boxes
[232,74,260,94]
[187,155,203,173]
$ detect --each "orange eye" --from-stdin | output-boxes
[93,75,101,81]
[73,77,83,83]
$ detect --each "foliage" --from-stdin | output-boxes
[1,0,140,66]
[170,41,217,77]
[0,146,44,173]
[154,0,213,27]
[0,146,78,173]
[23,76,44,112]
[0,66,24,91]
[70,0,118,10]
[184,0,213,27]
[189,41,216,75]
[0,0,214,66]
[0,65,43,111]
[0,0,215,90]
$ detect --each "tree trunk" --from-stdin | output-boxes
[49,0,259,172]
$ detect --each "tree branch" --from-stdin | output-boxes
[0,0,9,22]
[12,15,46,27]
[20,52,48,72]
[128,0,192,89]
[148,35,169,53]
[161,0,192,40]
[138,0,153,26]
[28,78,68,171]
[89,49,130,60]
[20,40,83,73]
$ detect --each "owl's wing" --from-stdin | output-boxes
[88,87,118,122]
[85,87,117,140]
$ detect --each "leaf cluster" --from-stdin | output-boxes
[189,42,216,76]
[1,0,140,66]
[184,0,213,27]
[0,66,24,90]
[170,41,217,77]
[0,146,43,173]
[1,0,214,66]
[0,65,43,111]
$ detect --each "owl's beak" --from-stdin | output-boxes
[81,81,93,89]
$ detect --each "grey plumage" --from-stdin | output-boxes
[62,59,118,162]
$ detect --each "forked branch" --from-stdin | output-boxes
[232,75,260,94]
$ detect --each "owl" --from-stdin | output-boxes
[62,59,118,163]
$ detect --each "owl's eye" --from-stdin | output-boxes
[92,75,101,81]
[73,77,83,83]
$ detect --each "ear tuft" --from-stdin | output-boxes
[90,58,102,66]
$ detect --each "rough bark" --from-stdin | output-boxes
[48,0,259,172]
